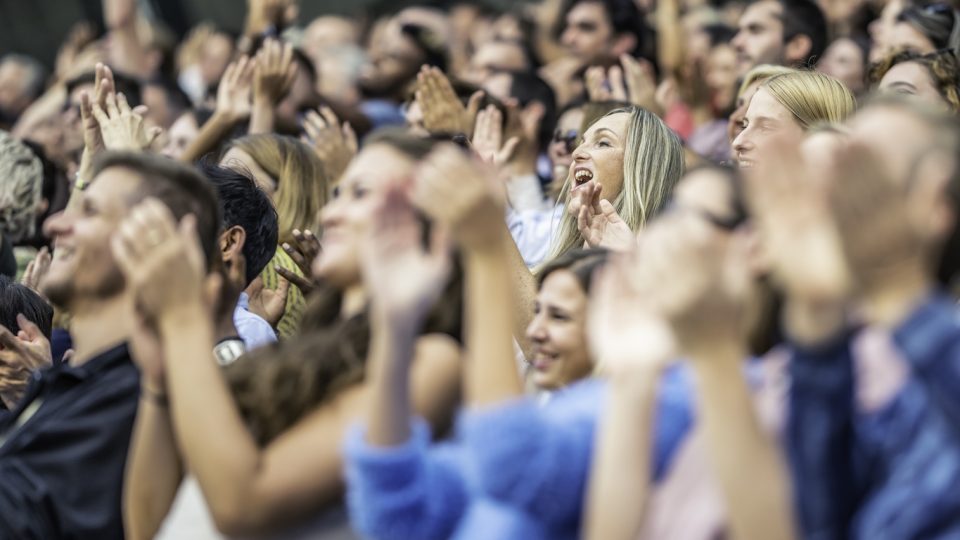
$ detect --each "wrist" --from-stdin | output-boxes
[157,302,214,337]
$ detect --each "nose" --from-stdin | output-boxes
[525,312,548,344]
[732,126,753,156]
[319,197,344,230]
[560,27,576,47]
[572,143,590,162]
[731,31,745,51]
[42,210,71,240]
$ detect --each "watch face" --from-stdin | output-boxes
[214,340,247,366]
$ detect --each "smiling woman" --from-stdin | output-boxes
[732,71,855,168]
[547,105,684,261]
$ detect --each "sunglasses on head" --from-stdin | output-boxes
[552,129,579,153]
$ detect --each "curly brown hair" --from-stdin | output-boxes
[869,49,960,111]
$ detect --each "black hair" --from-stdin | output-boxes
[898,2,960,56]
[538,248,610,291]
[292,48,318,84]
[556,0,654,60]
[198,162,279,287]
[400,23,449,72]
[705,24,738,47]
[65,70,143,108]
[779,0,828,66]
[144,76,192,119]
[0,275,53,339]
[19,140,69,249]
[501,70,558,151]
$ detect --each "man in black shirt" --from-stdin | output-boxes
[0,152,221,539]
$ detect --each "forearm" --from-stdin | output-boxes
[249,99,276,135]
[503,224,538,359]
[123,397,184,540]
[656,0,684,74]
[691,344,795,540]
[584,371,661,540]
[160,308,264,526]
[464,236,525,406]
[181,112,238,164]
[365,315,418,447]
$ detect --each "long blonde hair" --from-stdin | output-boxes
[761,71,856,129]
[546,106,684,262]
[228,134,330,246]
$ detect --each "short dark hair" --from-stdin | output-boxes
[0,275,52,339]
[504,70,558,151]
[898,2,960,56]
[538,248,609,292]
[91,152,222,270]
[144,76,192,118]
[198,162,279,286]
[779,0,828,66]
[400,23,448,72]
[65,70,143,108]
[557,0,652,59]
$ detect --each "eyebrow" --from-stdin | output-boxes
[887,81,918,92]
[590,127,620,139]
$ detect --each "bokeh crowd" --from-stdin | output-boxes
[1,0,960,537]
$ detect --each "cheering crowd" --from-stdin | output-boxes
[1,0,960,537]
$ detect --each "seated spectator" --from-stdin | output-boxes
[0,275,53,410]
[0,151,221,539]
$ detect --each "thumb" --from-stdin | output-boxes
[248,275,264,296]
[499,136,520,163]
[466,90,484,118]
[599,199,623,223]
[16,314,42,342]
[147,126,163,147]
[275,274,290,297]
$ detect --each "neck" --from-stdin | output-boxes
[215,292,241,342]
[68,295,133,366]
[859,259,933,327]
[341,284,367,319]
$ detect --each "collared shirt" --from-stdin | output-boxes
[507,204,563,268]
[0,343,139,540]
[234,292,278,350]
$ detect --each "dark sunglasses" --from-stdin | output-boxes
[552,129,579,153]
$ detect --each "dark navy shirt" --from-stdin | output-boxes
[789,292,960,539]
[0,343,139,540]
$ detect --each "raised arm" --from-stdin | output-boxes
[103,0,152,77]
[583,250,676,540]
[250,39,296,135]
[180,56,256,164]
[112,198,459,537]
[414,144,523,405]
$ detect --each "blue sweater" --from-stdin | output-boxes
[344,366,694,540]
[789,292,960,539]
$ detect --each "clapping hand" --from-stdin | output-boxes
[414,144,506,251]
[111,199,221,329]
[416,66,483,135]
[589,250,676,376]
[93,92,162,151]
[254,39,296,106]
[215,55,256,123]
[301,106,358,182]
[278,228,322,294]
[21,247,52,296]
[363,182,451,329]
[471,104,520,167]
[0,315,53,408]
[569,181,635,251]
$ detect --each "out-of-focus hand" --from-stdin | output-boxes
[471,104,519,166]
[588,250,676,376]
[21,247,52,296]
[0,315,53,407]
[363,183,451,327]
[111,199,221,328]
[215,55,256,123]
[301,106,358,182]
[245,275,290,328]
[93,92,162,151]
[416,66,483,135]
[414,144,507,251]
[253,39,296,106]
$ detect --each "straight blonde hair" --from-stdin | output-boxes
[545,106,684,263]
[229,134,330,246]
[761,71,857,129]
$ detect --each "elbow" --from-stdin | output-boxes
[208,492,271,538]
